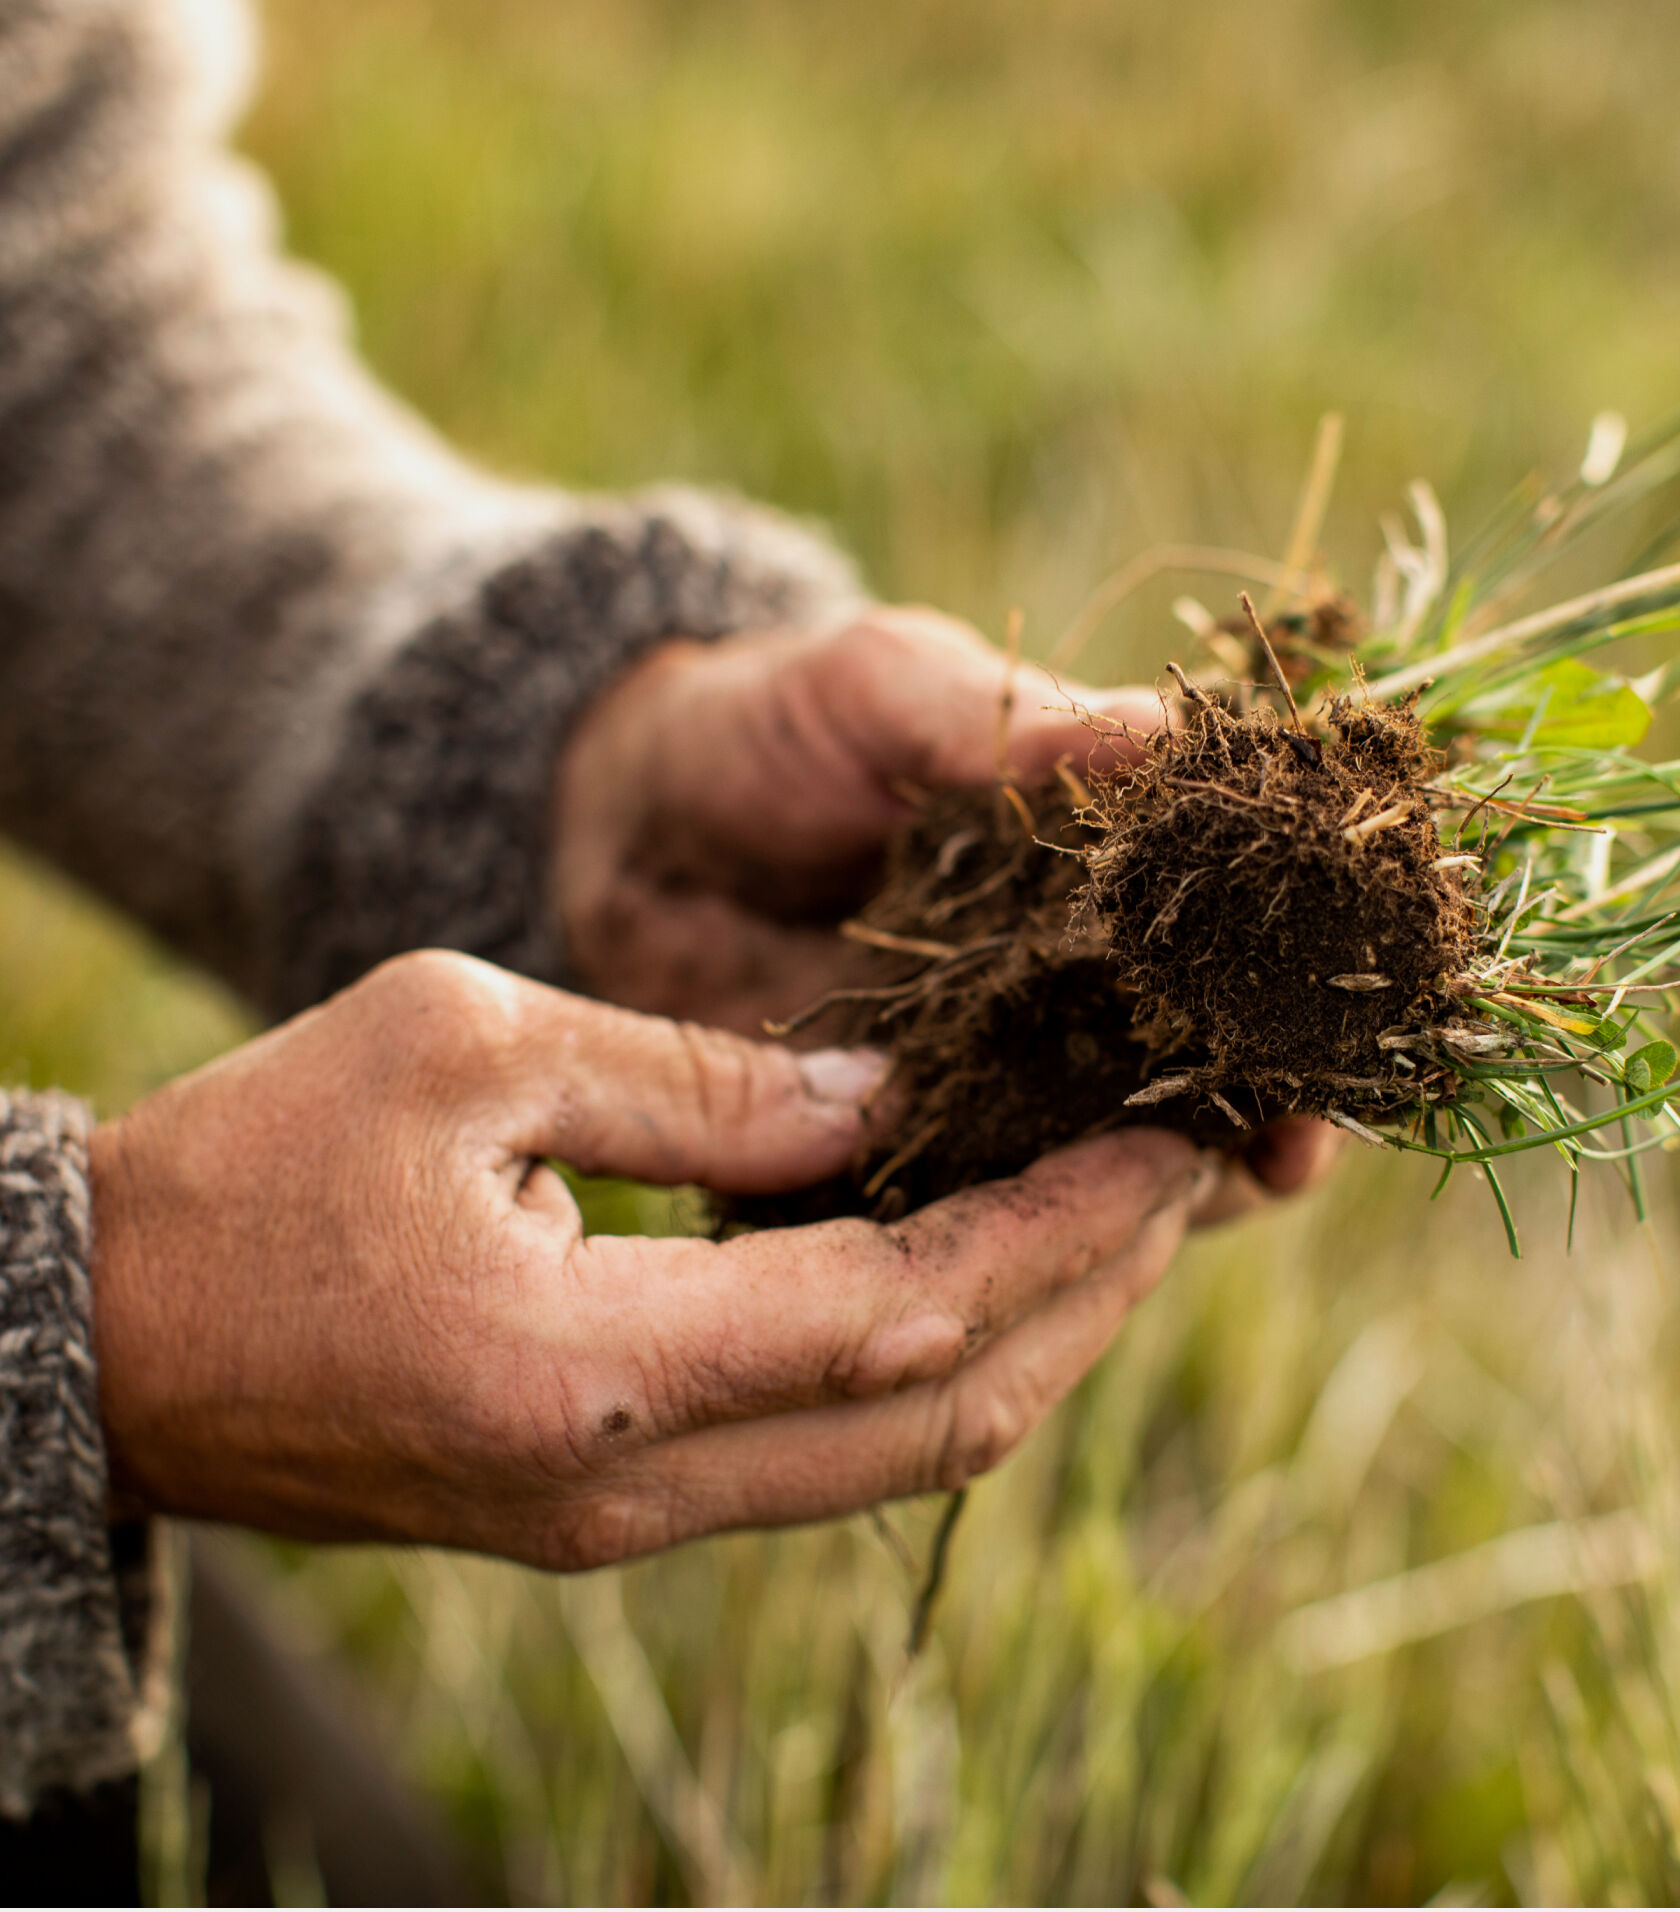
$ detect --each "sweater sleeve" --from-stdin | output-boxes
[0,1091,153,1817]
[0,0,865,1019]
[0,0,863,1817]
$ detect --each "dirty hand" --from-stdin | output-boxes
[90,950,1223,1565]
[557,606,1338,1209]
[556,606,1153,1035]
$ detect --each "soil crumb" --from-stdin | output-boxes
[724,693,1476,1229]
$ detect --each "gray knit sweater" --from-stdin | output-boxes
[0,0,861,1816]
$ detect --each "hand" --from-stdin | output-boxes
[555,605,1155,1037]
[89,950,1226,1567]
[556,605,1339,1206]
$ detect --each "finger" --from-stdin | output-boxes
[404,957,887,1192]
[551,1185,1194,1566]
[808,607,1161,795]
[535,1129,1208,1452]
[1183,1119,1347,1229]
[1242,1118,1344,1195]
[1186,1151,1270,1230]
[588,613,1161,908]
[647,611,1157,872]
[995,666,1164,785]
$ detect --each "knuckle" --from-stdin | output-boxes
[935,1380,1037,1490]
[528,1381,616,1485]
[833,612,915,666]
[361,950,528,1079]
[802,1217,939,1375]
[550,1493,675,1572]
[844,1309,969,1397]
[359,946,477,1007]
[674,1019,754,1132]
[827,612,958,694]
[573,1249,732,1439]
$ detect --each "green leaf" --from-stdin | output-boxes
[1484,1159,1522,1258]
[1387,1074,1680,1163]
[1623,1038,1678,1093]
[1457,1109,1522,1257]
[1588,1016,1630,1051]
[1461,658,1652,748]
[1487,995,1625,1046]
[1623,1109,1648,1222]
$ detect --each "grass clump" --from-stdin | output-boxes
[738,417,1680,1256]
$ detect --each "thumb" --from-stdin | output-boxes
[808,607,1158,793]
[501,983,888,1193]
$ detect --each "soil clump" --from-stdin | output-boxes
[725,694,1477,1229]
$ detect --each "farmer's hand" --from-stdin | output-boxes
[557,606,1147,1036]
[557,606,1338,1208]
[89,950,1222,1564]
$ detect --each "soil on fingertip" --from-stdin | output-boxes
[722,693,1478,1230]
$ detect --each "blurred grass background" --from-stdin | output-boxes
[9,0,1680,1900]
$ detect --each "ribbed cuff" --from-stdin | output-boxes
[268,486,864,1017]
[0,1089,139,1818]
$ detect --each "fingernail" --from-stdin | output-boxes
[799,1047,890,1106]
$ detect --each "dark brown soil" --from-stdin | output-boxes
[724,693,1477,1229]
[1087,691,1477,1117]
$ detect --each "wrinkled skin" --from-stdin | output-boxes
[95,951,1225,1561]
[91,612,1337,1561]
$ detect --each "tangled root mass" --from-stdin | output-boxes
[1090,694,1475,1109]
[726,696,1476,1228]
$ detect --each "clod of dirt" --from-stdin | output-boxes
[1087,691,1475,1115]
[723,693,1477,1230]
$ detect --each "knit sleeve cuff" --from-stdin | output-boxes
[0,1090,143,1818]
[265,486,865,1018]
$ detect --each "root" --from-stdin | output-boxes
[727,690,1478,1229]
[906,1489,968,1658]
